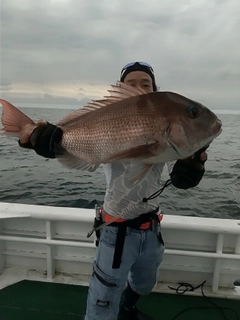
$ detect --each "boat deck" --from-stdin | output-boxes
[0,280,239,320]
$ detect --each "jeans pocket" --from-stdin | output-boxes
[101,226,118,247]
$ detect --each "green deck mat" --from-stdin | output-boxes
[0,280,239,320]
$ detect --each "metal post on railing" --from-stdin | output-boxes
[212,234,224,293]
[234,235,240,294]
[235,235,240,255]
[0,221,4,272]
[46,221,56,280]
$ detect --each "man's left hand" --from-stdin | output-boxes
[170,151,207,189]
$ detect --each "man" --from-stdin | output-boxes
[19,62,207,320]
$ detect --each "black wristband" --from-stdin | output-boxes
[18,140,33,149]
[170,158,205,189]
[18,123,63,159]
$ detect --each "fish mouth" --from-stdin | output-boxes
[216,127,222,137]
[213,119,222,135]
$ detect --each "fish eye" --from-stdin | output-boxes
[188,106,199,119]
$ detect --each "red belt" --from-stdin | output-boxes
[101,209,163,230]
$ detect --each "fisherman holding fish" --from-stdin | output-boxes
[0,62,222,320]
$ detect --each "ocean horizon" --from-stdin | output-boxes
[4,101,240,114]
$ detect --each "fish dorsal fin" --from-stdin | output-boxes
[107,81,147,98]
[56,82,146,127]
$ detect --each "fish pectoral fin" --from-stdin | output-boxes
[104,141,164,162]
[56,152,99,171]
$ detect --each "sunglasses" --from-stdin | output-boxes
[120,62,154,77]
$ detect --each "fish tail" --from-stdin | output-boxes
[0,99,35,137]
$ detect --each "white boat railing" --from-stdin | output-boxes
[0,202,240,299]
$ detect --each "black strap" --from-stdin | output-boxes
[127,207,159,228]
[111,207,160,269]
[112,223,127,269]
[93,269,117,287]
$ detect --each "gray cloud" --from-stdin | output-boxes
[0,0,239,110]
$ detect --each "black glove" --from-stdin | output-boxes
[170,146,208,189]
[18,122,63,158]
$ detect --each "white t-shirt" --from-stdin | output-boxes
[102,161,165,220]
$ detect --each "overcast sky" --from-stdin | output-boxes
[0,0,239,110]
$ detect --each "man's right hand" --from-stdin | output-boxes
[18,122,63,159]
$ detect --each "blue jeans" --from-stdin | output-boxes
[84,224,165,320]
